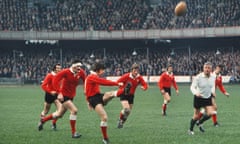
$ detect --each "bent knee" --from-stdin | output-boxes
[101,115,108,122]
[164,99,170,104]
[71,109,78,115]
[124,108,131,115]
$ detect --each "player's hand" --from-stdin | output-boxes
[118,82,123,87]
[224,92,230,97]
[161,89,165,95]
[195,93,202,97]
[176,90,179,96]
[141,86,147,91]
[57,93,64,101]
[212,93,216,97]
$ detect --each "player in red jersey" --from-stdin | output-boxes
[84,62,123,144]
[116,63,148,128]
[38,60,86,138]
[40,63,61,130]
[197,64,230,126]
[158,65,179,116]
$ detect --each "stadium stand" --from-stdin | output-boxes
[0,41,239,84]
[0,0,239,84]
[0,0,239,31]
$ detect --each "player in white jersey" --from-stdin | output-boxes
[197,64,230,127]
[188,62,216,135]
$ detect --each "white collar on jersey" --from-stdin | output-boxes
[129,73,139,79]
[167,71,173,75]
[70,67,75,73]
[90,70,97,75]
[51,71,56,76]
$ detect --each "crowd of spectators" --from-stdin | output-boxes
[0,0,150,31]
[145,0,240,29]
[0,0,240,83]
[0,45,239,84]
[0,0,239,31]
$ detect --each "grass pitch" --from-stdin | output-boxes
[0,84,239,144]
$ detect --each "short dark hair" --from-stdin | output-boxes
[72,59,81,64]
[92,62,105,72]
[52,63,61,71]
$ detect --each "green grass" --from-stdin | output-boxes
[0,84,239,144]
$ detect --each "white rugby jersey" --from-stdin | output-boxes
[190,72,216,99]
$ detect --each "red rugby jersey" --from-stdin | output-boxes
[41,72,56,93]
[158,72,178,90]
[53,68,86,98]
[117,73,148,95]
[215,74,226,94]
[84,73,119,100]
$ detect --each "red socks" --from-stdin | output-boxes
[42,114,53,122]
[70,120,76,134]
[212,114,217,124]
[100,121,108,139]
[162,104,167,112]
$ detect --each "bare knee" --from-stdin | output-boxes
[101,115,108,122]
[164,98,171,104]
[54,108,67,118]
[71,109,78,115]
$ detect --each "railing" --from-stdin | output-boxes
[0,27,239,40]
[107,75,231,84]
[0,75,233,85]
[0,78,23,85]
